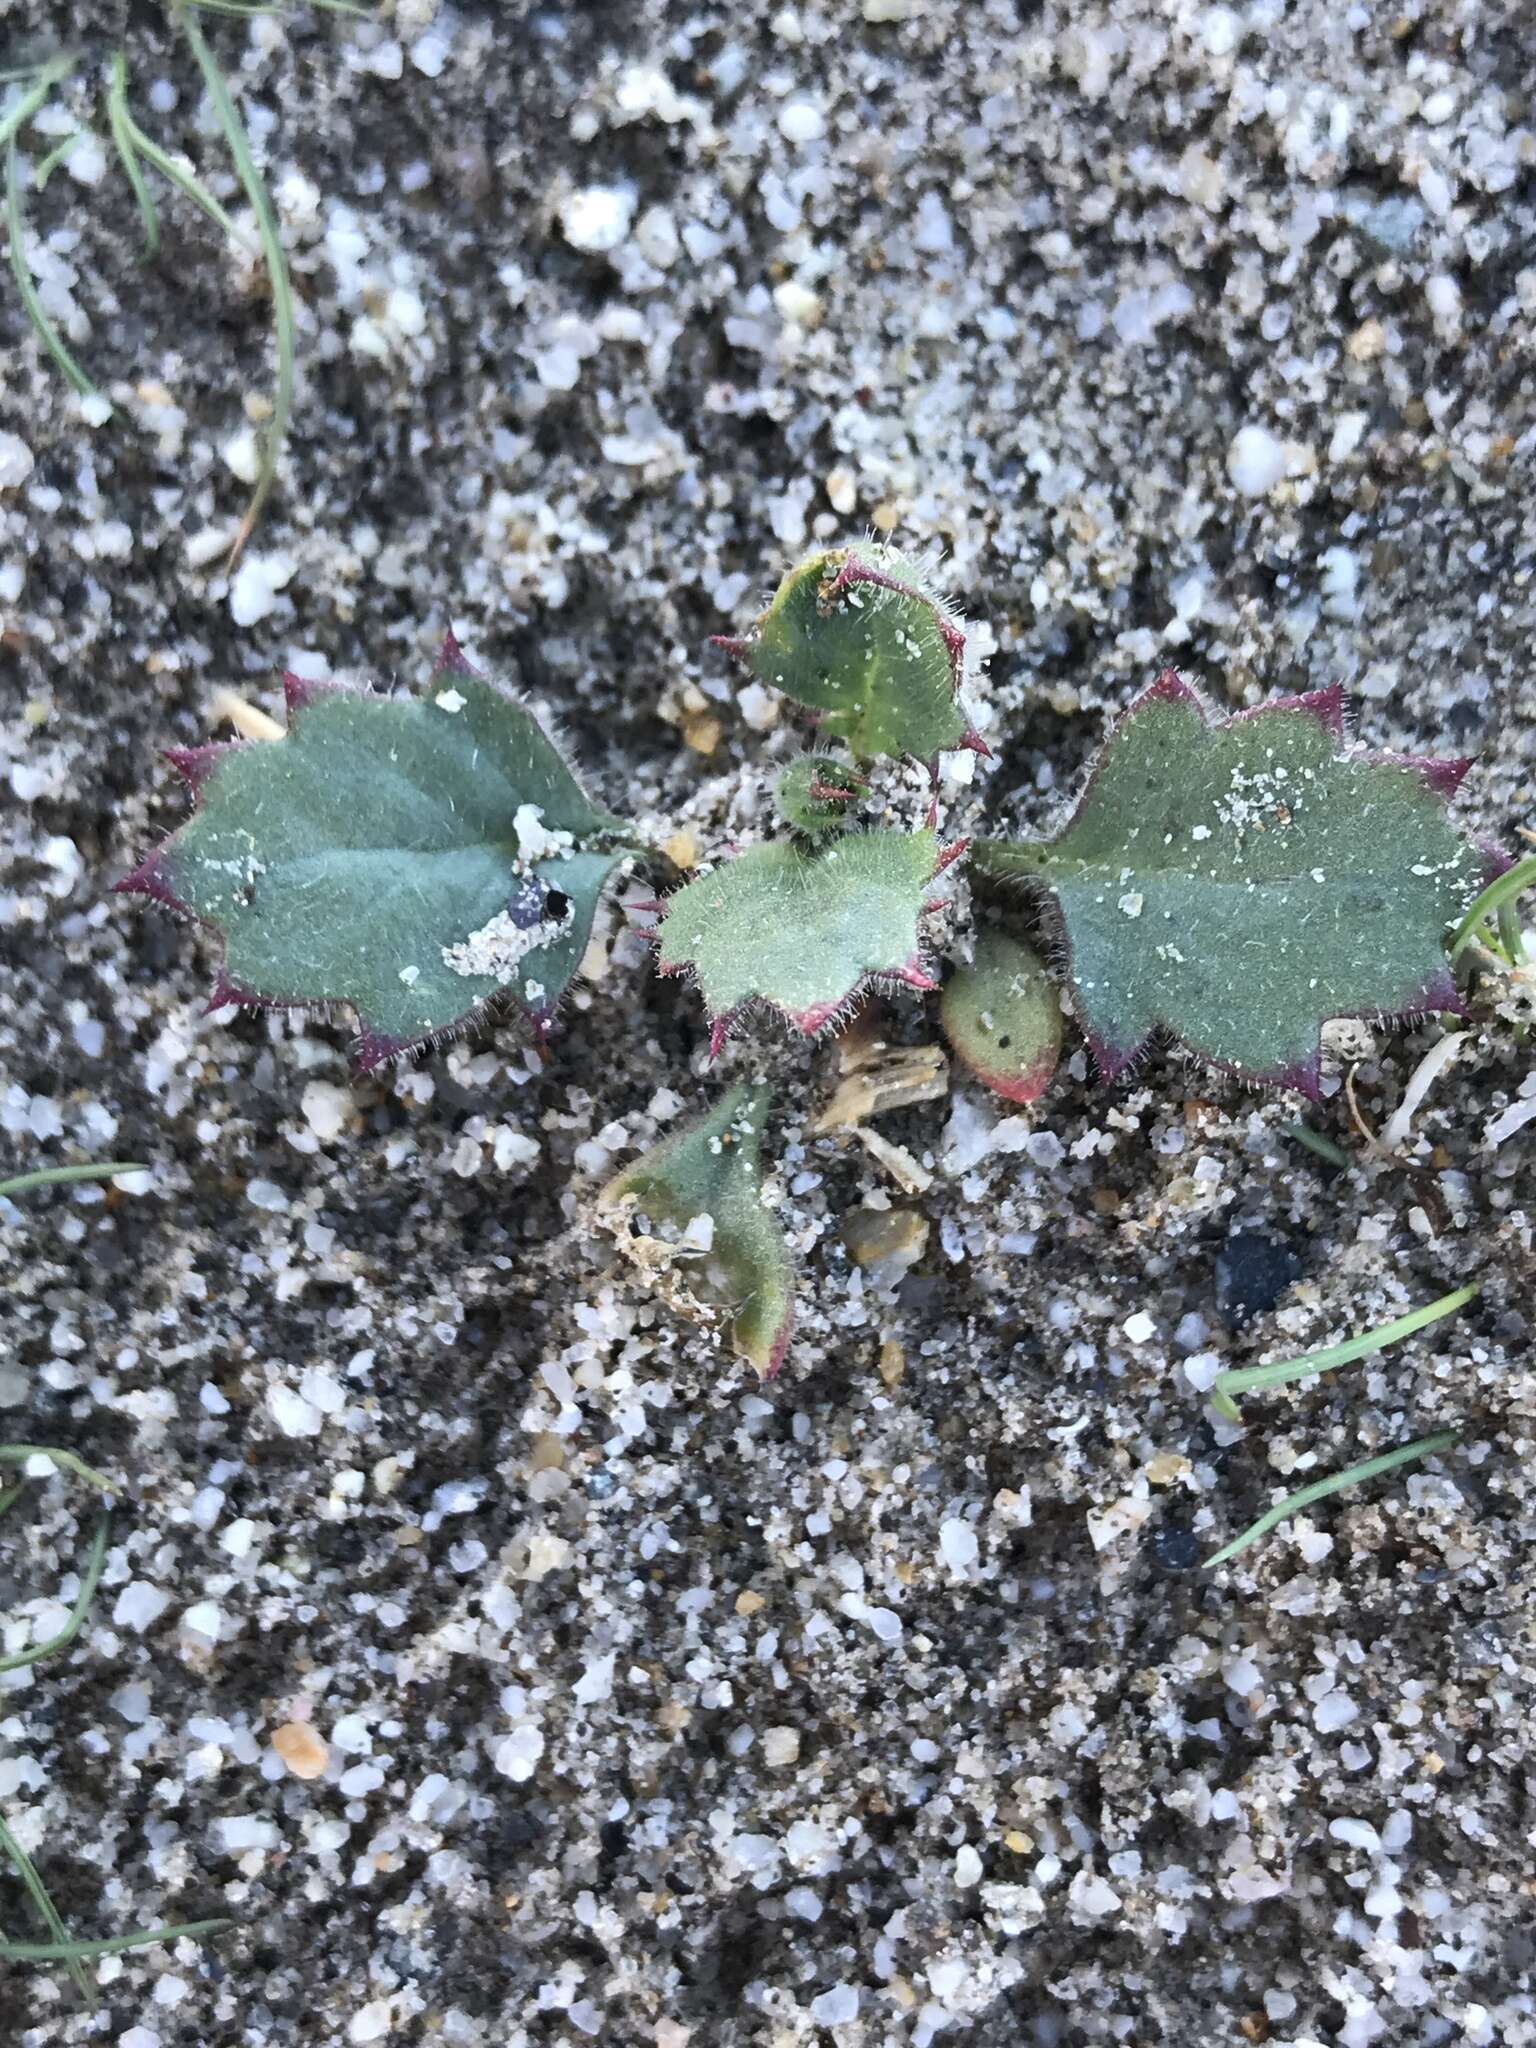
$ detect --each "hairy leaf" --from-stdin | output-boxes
[941,930,1062,1103]
[657,829,945,1050]
[774,754,868,837]
[118,644,630,1070]
[717,543,984,764]
[597,1084,792,1378]
[973,672,1484,1094]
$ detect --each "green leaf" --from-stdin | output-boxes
[973,673,1485,1094]
[656,829,944,1050]
[718,543,984,764]
[940,930,1062,1103]
[118,644,632,1070]
[597,1084,793,1378]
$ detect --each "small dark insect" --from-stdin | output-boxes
[507,875,549,928]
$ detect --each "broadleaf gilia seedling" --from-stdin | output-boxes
[118,544,1499,1371]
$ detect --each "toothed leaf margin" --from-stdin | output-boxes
[722,543,984,765]
[973,673,1485,1095]
[656,829,943,1050]
[117,649,632,1069]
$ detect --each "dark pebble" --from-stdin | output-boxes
[1215,1231,1303,1327]
[1153,1523,1203,1571]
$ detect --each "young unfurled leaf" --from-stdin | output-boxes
[774,753,869,837]
[117,643,632,1071]
[941,930,1062,1103]
[656,829,947,1051]
[597,1084,793,1378]
[716,543,985,765]
[973,672,1485,1094]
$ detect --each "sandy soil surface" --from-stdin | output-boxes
[3,3,1535,2044]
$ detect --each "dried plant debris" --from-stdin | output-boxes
[597,1084,793,1379]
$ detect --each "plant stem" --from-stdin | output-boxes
[106,53,159,254]
[1204,1431,1457,1568]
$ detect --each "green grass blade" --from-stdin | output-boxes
[0,1162,147,1199]
[5,134,107,406]
[1449,853,1536,962]
[113,115,253,251]
[1212,1282,1478,1409]
[33,130,81,187]
[0,1411,214,1991]
[0,1512,110,1676]
[176,1,294,565]
[0,54,77,153]
[1204,1431,1457,1568]
[184,0,377,11]
[1285,1122,1351,1169]
[0,1814,91,2001]
[0,1916,233,1962]
[106,55,159,256]
[0,1446,114,1493]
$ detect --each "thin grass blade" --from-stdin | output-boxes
[0,1162,147,1199]
[0,1814,91,2001]
[1285,1123,1351,1169]
[1205,1431,1457,1568]
[0,54,77,152]
[33,130,81,187]
[0,1916,233,1962]
[0,1446,114,1493]
[5,135,107,406]
[1449,853,1536,961]
[177,2,293,565]
[0,1512,110,1676]
[1212,1282,1478,1410]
